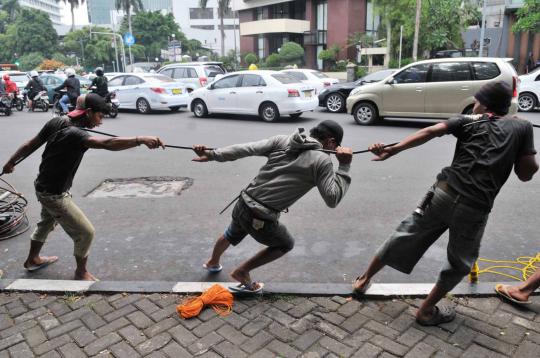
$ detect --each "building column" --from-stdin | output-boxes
[305,0,317,69]
[518,31,529,73]
[533,33,540,64]
[506,15,515,58]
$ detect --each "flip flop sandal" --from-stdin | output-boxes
[416,306,456,326]
[495,284,532,305]
[203,263,223,273]
[352,276,371,297]
[229,282,264,294]
[25,257,58,272]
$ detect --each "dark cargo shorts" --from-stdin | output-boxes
[224,199,295,252]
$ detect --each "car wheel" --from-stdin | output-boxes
[108,105,118,118]
[353,102,378,125]
[192,100,208,118]
[260,102,280,122]
[136,98,151,114]
[326,93,344,113]
[289,113,302,119]
[15,99,24,111]
[518,93,537,112]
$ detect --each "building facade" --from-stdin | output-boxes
[86,0,173,25]
[232,0,371,69]
[18,0,62,25]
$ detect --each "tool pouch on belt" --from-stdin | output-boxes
[414,184,435,216]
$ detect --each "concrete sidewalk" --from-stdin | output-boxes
[0,290,539,357]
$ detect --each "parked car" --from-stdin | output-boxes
[107,73,189,113]
[0,71,30,91]
[518,67,540,112]
[346,57,519,125]
[318,69,396,113]
[104,72,125,81]
[188,70,317,122]
[40,74,91,103]
[280,69,339,94]
[157,62,226,93]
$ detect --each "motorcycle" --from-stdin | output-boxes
[7,91,25,111]
[90,86,119,118]
[52,90,75,117]
[32,90,49,112]
[0,93,12,116]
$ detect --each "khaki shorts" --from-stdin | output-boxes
[31,191,95,258]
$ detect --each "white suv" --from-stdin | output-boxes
[346,57,519,125]
[157,62,226,93]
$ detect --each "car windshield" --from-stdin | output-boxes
[144,75,175,83]
[311,71,329,79]
[204,65,225,77]
[9,74,28,82]
[358,70,394,84]
[271,74,300,84]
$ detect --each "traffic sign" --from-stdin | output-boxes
[124,32,135,46]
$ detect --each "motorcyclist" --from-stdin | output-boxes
[90,67,108,98]
[54,68,80,114]
[3,74,19,99]
[24,71,46,111]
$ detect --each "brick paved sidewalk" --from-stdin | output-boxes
[0,292,539,357]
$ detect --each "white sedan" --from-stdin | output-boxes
[518,67,540,112]
[188,70,318,122]
[281,69,339,94]
[108,73,189,114]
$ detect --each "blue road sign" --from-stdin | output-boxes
[124,32,135,46]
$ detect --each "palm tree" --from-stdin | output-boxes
[199,0,231,57]
[115,0,144,66]
[0,0,20,21]
[58,0,85,32]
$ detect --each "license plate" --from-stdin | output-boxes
[172,88,183,95]
[304,90,312,98]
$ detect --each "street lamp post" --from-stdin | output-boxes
[479,0,487,57]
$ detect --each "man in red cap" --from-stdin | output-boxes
[193,120,353,293]
[2,93,165,280]
[353,81,538,325]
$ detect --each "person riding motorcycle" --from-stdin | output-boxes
[54,68,80,114]
[24,71,46,111]
[90,67,108,97]
[3,74,18,100]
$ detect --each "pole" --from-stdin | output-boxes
[479,0,487,57]
[412,0,421,61]
[91,31,126,72]
[233,11,238,70]
[399,25,403,68]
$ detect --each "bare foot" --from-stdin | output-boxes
[205,259,220,268]
[230,268,262,290]
[352,275,370,295]
[74,271,98,281]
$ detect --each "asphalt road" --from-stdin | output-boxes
[1,107,539,286]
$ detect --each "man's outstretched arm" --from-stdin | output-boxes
[370,122,448,161]
[2,135,45,174]
[84,136,164,151]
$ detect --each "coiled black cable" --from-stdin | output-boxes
[0,177,30,240]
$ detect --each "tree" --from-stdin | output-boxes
[115,0,144,64]
[63,26,116,69]
[279,42,304,66]
[19,52,44,71]
[0,0,19,21]
[58,0,85,31]
[264,53,280,68]
[244,53,257,65]
[512,0,540,33]
[39,59,66,71]
[199,0,231,57]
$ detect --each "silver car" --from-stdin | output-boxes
[157,62,226,93]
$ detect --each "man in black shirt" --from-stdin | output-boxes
[54,68,80,114]
[24,71,45,111]
[352,81,538,325]
[2,93,165,280]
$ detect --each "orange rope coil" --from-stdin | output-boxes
[176,284,234,319]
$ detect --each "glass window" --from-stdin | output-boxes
[271,74,300,84]
[124,76,143,85]
[108,76,125,86]
[218,25,239,30]
[191,25,214,30]
[535,74,540,81]
[472,62,501,80]
[317,1,327,31]
[241,74,265,87]
[284,71,308,81]
[213,75,239,89]
[204,65,224,78]
[431,62,472,82]
[145,75,174,83]
[189,8,213,19]
[160,69,174,78]
[311,71,329,79]
[173,68,186,79]
[187,68,198,78]
[10,74,29,82]
[255,7,263,20]
[360,69,395,83]
[393,64,430,84]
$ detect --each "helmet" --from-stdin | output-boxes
[65,68,76,77]
[3,74,10,81]
[30,71,39,78]
[95,67,104,76]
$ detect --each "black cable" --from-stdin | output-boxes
[0,177,29,240]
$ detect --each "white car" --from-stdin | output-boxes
[107,73,189,114]
[281,69,339,94]
[188,70,317,122]
[0,71,31,91]
[518,67,540,112]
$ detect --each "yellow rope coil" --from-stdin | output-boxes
[472,253,540,282]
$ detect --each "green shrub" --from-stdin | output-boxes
[244,52,258,65]
[356,67,367,78]
[336,60,348,72]
[264,53,281,67]
[279,41,304,66]
[389,57,413,69]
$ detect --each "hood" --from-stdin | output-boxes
[287,128,323,152]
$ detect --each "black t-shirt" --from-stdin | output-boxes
[34,117,90,194]
[437,114,536,209]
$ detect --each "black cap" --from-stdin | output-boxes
[316,120,344,145]
[68,93,108,117]
[474,81,512,115]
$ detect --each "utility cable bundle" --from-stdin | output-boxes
[475,254,540,282]
[0,177,30,240]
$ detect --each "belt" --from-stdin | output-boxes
[435,181,490,212]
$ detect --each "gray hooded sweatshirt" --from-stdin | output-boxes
[207,128,351,219]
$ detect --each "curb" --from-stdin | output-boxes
[0,279,513,297]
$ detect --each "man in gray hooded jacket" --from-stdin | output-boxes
[193,120,353,292]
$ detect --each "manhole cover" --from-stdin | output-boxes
[86,177,193,198]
